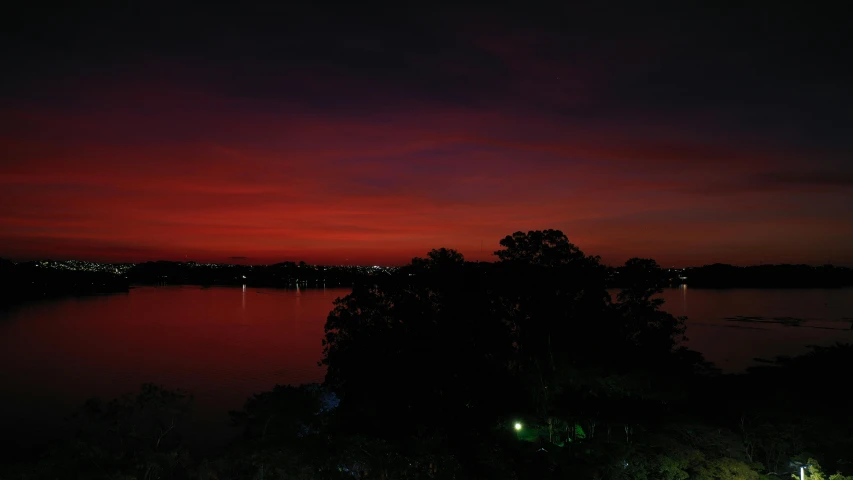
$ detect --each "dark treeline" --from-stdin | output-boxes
[127,261,377,287]
[3,254,852,308]
[672,263,853,288]
[2,230,853,479]
[0,260,376,307]
[0,259,129,307]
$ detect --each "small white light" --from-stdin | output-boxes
[514,422,522,431]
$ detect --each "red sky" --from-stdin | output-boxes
[1,4,851,266]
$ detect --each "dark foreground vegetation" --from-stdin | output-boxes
[3,248,852,308]
[2,230,853,479]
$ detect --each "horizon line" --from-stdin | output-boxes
[4,256,851,270]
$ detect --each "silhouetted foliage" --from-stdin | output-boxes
[612,258,688,368]
[494,229,596,266]
[3,384,193,479]
[231,384,338,442]
[318,231,706,478]
[4,231,853,479]
[322,251,522,437]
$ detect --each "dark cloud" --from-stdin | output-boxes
[754,172,853,189]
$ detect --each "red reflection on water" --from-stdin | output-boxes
[659,287,853,373]
[0,286,346,448]
[2,286,852,448]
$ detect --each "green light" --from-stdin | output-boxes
[514,422,522,431]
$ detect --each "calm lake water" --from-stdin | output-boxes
[0,286,345,450]
[1,285,852,449]
[658,286,853,371]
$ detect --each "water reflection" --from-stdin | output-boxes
[1,286,851,449]
[0,286,348,449]
[659,287,853,372]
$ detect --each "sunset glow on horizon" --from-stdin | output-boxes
[2,3,851,266]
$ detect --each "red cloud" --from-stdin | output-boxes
[1,82,851,266]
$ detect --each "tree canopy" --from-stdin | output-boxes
[5,230,852,479]
[494,229,594,266]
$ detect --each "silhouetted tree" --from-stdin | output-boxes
[14,384,195,479]
[613,258,686,362]
[425,247,465,265]
[231,384,338,442]
[17,230,853,479]
[494,229,595,266]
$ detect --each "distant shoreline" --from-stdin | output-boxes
[3,260,853,309]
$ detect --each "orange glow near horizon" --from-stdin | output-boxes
[2,83,852,267]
